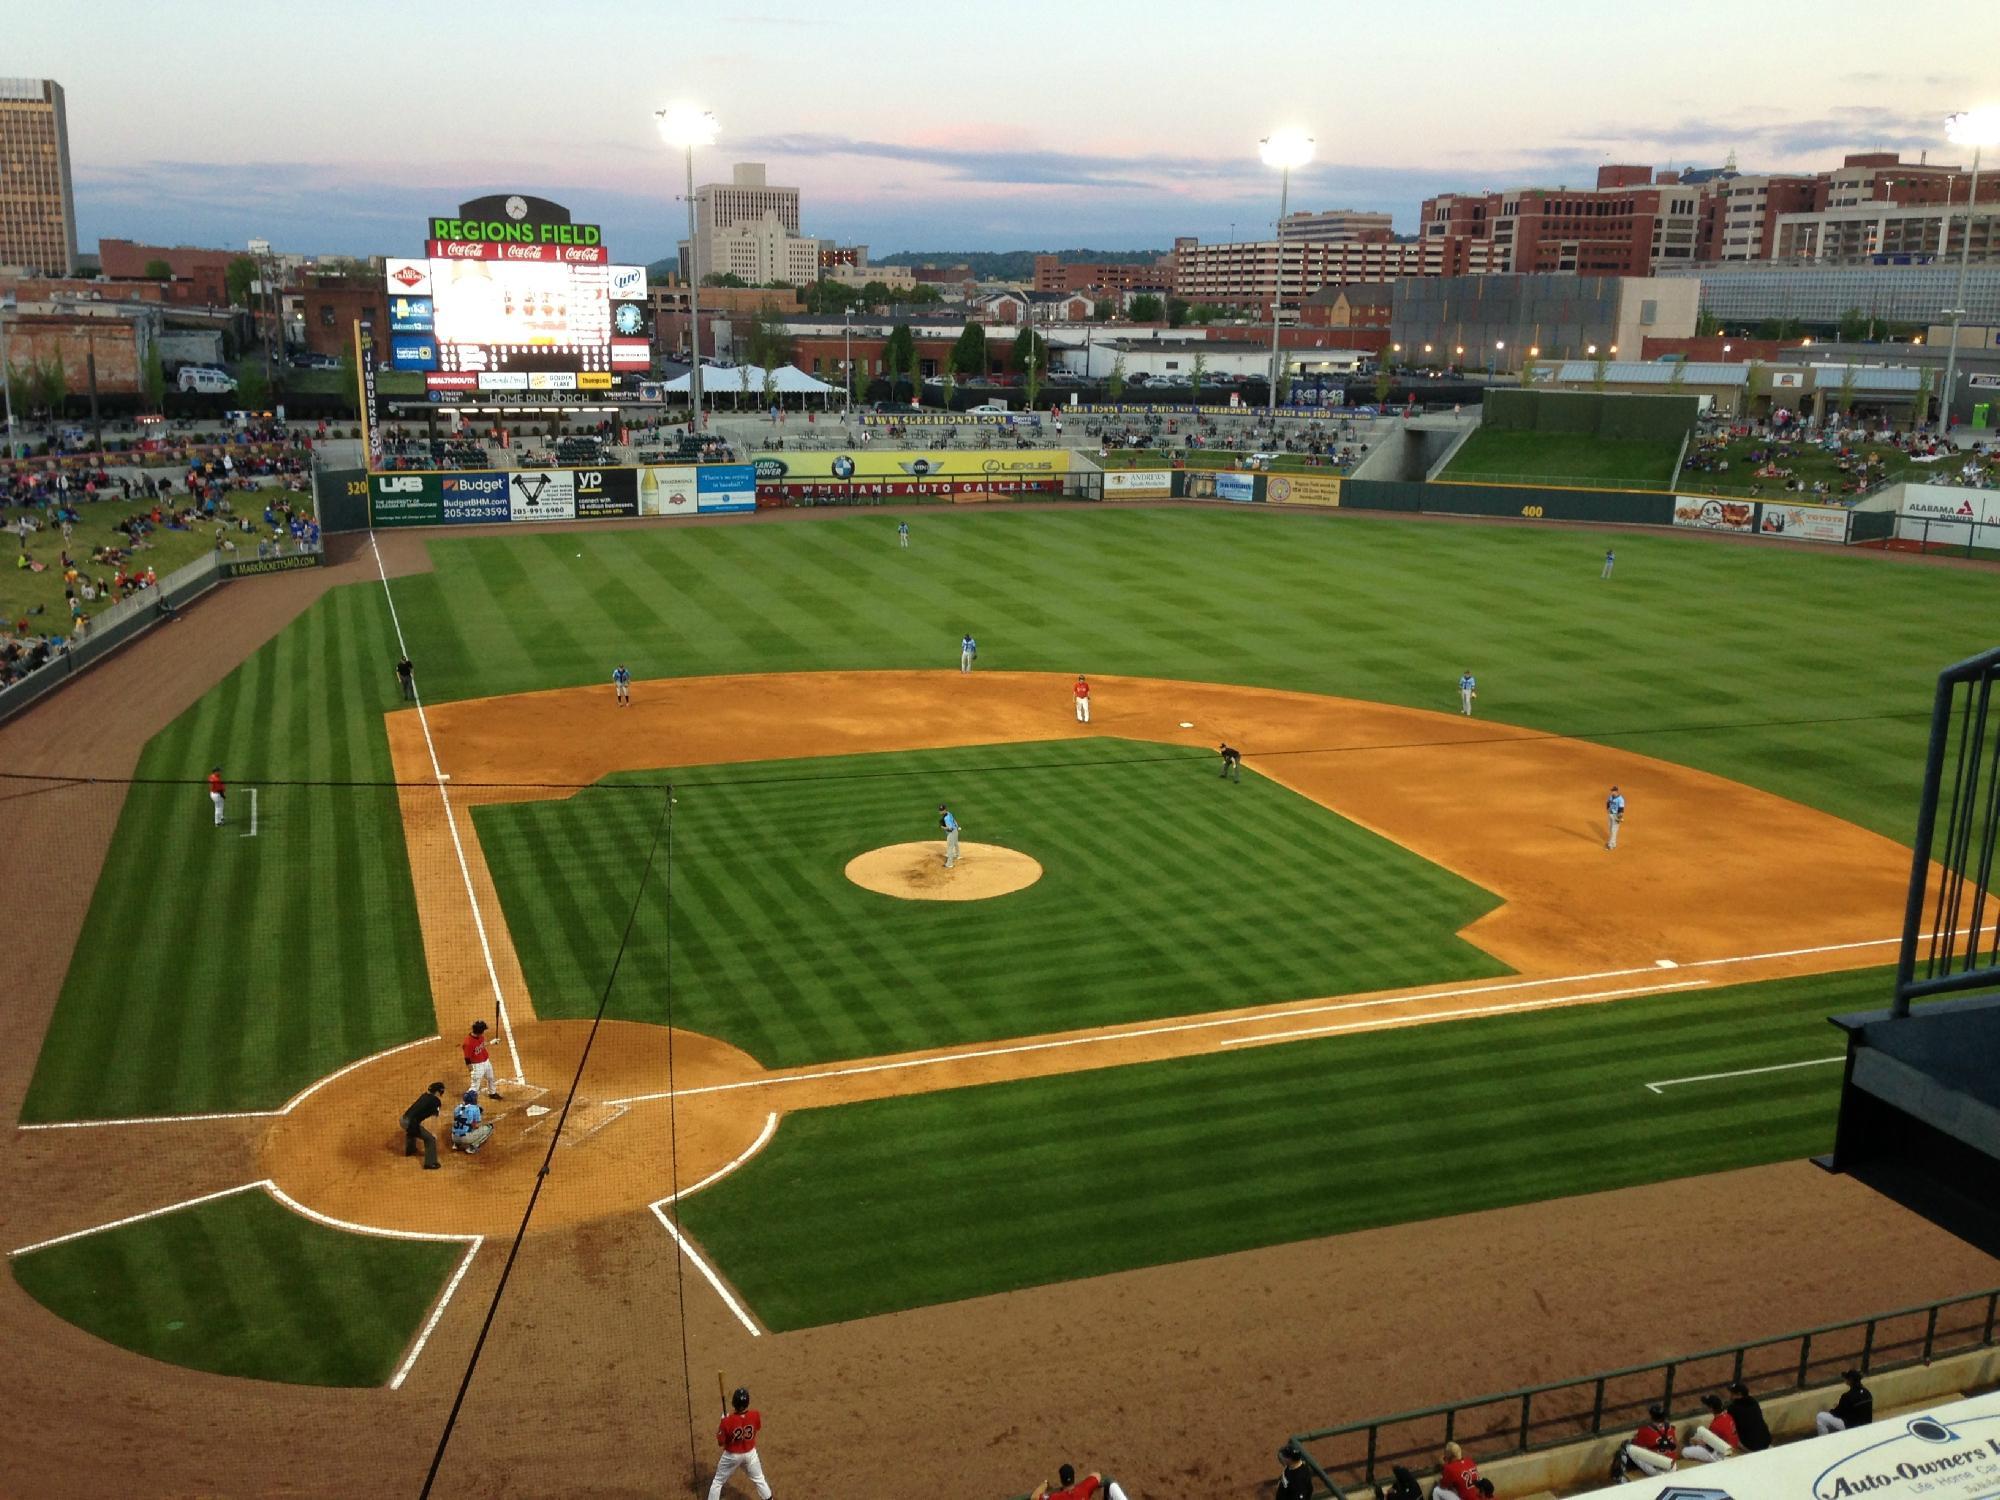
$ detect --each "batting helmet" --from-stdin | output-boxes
[732,1387,750,1412]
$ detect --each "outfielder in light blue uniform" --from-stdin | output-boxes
[1602,548,1616,579]
[938,803,961,867]
[1459,671,1477,716]
[1606,786,1627,849]
[612,664,631,706]
[898,521,910,548]
[960,633,977,673]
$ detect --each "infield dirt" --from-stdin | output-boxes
[3,533,1996,1500]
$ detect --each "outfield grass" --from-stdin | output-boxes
[390,510,1995,843]
[20,582,435,1122]
[1439,429,1683,489]
[680,966,1882,1330]
[473,741,1506,1067]
[10,1187,460,1383]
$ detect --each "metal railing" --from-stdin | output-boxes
[1890,515,2000,559]
[1291,1286,2000,1499]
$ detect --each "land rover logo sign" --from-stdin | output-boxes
[831,455,855,480]
[752,458,787,481]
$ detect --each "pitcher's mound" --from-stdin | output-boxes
[845,841,1043,901]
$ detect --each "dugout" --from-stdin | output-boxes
[1826,645,2000,1256]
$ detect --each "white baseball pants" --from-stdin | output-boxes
[1076,697,1090,722]
[944,828,960,867]
[468,1059,497,1095]
[708,1448,771,1500]
[1623,1444,1675,1476]
[1607,812,1622,849]
[211,791,226,825]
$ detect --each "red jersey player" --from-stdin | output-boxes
[462,1020,501,1100]
[708,1387,771,1500]
[207,766,226,827]
[1434,1442,1482,1500]
[1034,1464,1125,1500]
[1073,674,1091,724]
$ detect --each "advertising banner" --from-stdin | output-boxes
[638,466,699,516]
[358,327,382,467]
[528,371,579,391]
[578,372,614,390]
[1572,1388,2000,1500]
[611,339,652,369]
[389,296,435,333]
[390,334,439,370]
[1900,483,2000,527]
[426,239,609,266]
[508,470,576,522]
[860,411,1023,427]
[696,464,758,513]
[573,468,638,518]
[607,265,648,301]
[369,473,442,526]
[1673,495,1756,532]
[1757,501,1849,542]
[1213,471,1258,503]
[438,472,510,524]
[748,451,1071,484]
[478,372,529,391]
[1265,474,1344,507]
[384,258,432,297]
[1102,469,1174,499]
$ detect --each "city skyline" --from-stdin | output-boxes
[10,0,1993,263]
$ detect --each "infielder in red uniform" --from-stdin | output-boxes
[461,1021,502,1100]
[709,1387,772,1499]
[1073,675,1091,723]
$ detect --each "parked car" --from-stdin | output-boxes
[176,365,238,394]
[287,352,340,371]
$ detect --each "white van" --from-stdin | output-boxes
[177,366,238,394]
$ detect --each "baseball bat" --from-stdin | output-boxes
[718,1370,727,1413]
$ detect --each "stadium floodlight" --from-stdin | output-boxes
[655,103,719,149]
[656,104,719,429]
[1938,109,1999,435]
[1259,129,1315,416]
[1258,128,1316,172]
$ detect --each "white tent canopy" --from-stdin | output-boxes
[660,363,837,395]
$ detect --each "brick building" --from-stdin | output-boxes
[1420,165,1703,275]
[1298,283,1393,331]
[1031,255,1172,294]
[2,313,147,395]
[287,273,391,360]
[98,238,238,305]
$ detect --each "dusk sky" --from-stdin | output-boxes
[17,0,1993,262]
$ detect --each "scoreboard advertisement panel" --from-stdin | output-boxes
[387,194,651,394]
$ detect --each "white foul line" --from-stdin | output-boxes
[368,531,520,1082]
[1218,979,1711,1048]
[8,1179,268,1257]
[645,1112,779,1339]
[240,786,258,839]
[389,1238,483,1391]
[16,1035,438,1131]
[1644,1057,1845,1094]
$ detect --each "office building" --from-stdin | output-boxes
[1421,166,1703,275]
[1171,234,1501,311]
[1659,262,2000,327]
[1278,209,1394,241]
[1031,255,1172,294]
[0,77,78,274]
[681,163,802,280]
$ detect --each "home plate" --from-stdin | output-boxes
[525,1105,551,1117]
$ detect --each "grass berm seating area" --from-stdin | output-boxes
[1436,428,1683,489]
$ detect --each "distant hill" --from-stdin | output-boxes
[873,249,1167,281]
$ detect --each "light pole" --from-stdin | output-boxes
[1259,129,1315,417]
[0,291,15,461]
[657,103,719,435]
[1940,108,2000,438]
[844,306,853,416]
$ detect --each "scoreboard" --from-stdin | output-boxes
[384,194,652,397]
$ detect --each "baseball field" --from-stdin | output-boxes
[6,502,1999,1496]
